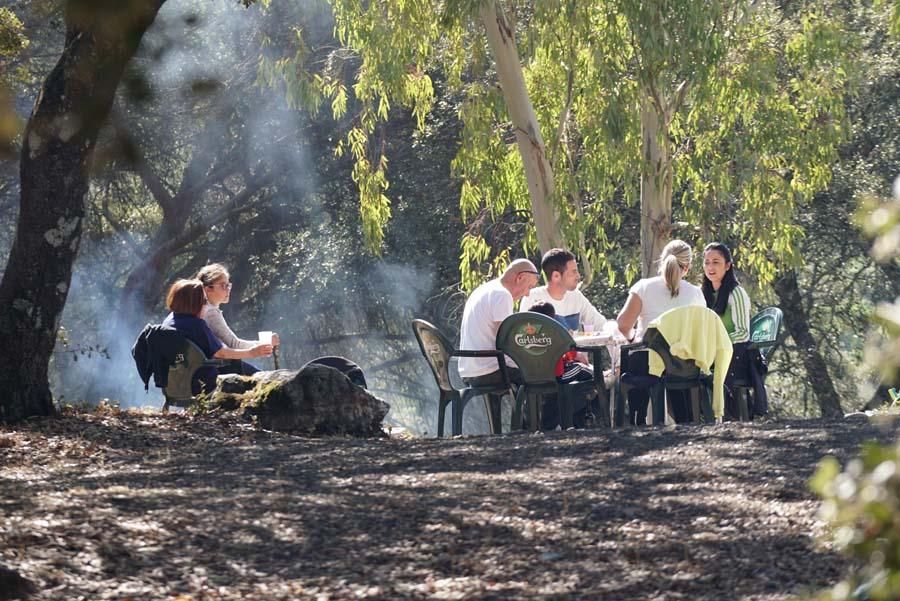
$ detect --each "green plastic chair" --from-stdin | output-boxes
[160,337,226,413]
[748,307,783,362]
[616,343,660,426]
[495,312,609,431]
[728,306,783,420]
[411,319,513,437]
[643,327,715,424]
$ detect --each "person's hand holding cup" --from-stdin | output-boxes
[255,331,274,357]
[251,343,273,357]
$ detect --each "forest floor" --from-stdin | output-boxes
[1,409,897,601]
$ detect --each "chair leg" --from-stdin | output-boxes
[437,391,453,438]
[651,383,666,425]
[511,387,526,431]
[478,392,504,435]
[690,389,701,423]
[618,382,634,427]
[437,401,445,438]
[451,392,464,436]
[528,391,541,432]
[741,388,756,422]
[701,384,714,424]
[738,388,751,421]
[597,384,611,428]
[558,386,574,430]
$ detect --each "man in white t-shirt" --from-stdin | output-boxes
[458,258,540,387]
[520,248,606,331]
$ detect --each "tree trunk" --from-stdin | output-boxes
[480,0,564,254]
[639,91,672,278]
[0,0,166,424]
[774,270,844,417]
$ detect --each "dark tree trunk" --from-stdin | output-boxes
[774,270,844,418]
[0,0,166,424]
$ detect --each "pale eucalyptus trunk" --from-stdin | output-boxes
[639,91,673,278]
[480,0,564,254]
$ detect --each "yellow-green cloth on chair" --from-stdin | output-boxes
[646,305,734,418]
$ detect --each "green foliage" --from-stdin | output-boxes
[256,0,446,254]
[811,440,900,600]
[0,6,29,157]
[859,179,900,385]
[879,0,900,37]
[0,7,28,61]
[676,3,853,285]
[322,0,856,290]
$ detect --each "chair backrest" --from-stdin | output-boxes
[496,312,574,384]
[749,306,783,361]
[164,337,209,402]
[644,305,728,377]
[411,319,455,393]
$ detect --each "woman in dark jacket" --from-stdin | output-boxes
[162,279,272,394]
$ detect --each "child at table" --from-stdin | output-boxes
[528,302,596,427]
[527,302,593,382]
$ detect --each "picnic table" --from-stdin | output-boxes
[572,324,628,426]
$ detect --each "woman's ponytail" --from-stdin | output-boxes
[656,239,693,298]
[662,254,682,297]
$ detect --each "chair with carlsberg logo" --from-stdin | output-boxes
[411,319,513,437]
[496,312,609,431]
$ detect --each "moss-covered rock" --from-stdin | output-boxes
[206,364,389,436]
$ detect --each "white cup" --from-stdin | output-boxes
[582,323,595,334]
[258,331,273,345]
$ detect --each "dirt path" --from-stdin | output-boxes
[1,411,896,600]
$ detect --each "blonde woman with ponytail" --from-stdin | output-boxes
[616,240,705,343]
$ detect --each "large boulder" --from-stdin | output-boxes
[207,364,389,436]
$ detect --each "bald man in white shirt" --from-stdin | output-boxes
[458,259,540,428]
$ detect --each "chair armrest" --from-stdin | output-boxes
[451,349,512,385]
[451,349,504,359]
[621,342,649,353]
[748,340,776,350]
[572,344,608,372]
[203,359,229,368]
[571,344,609,388]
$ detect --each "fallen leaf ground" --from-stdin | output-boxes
[1,410,897,600]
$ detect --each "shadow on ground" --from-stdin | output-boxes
[1,413,895,600]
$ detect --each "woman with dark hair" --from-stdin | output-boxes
[701,243,750,343]
[162,279,272,394]
[702,243,767,418]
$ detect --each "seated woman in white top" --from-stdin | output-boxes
[616,239,706,342]
[194,263,280,374]
[615,239,706,425]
